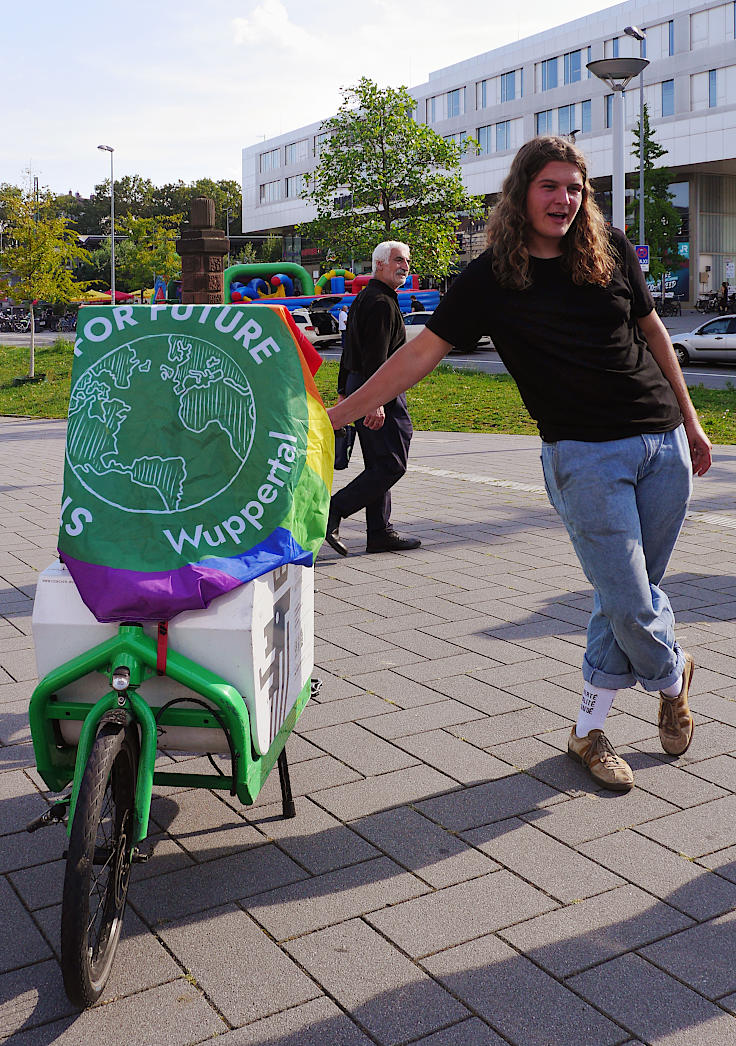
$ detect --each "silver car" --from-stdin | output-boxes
[672,315,736,366]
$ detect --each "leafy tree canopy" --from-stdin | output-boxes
[298,77,483,277]
[0,180,90,375]
[628,104,682,281]
[114,214,183,290]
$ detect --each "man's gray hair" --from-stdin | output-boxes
[371,241,410,274]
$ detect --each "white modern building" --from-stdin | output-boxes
[242,0,736,299]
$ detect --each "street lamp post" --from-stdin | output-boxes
[97,145,115,301]
[225,207,232,267]
[587,58,649,232]
[625,26,647,245]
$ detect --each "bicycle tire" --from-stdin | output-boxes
[61,721,138,1008]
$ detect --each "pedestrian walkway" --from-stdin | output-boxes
[3,417,736,1045]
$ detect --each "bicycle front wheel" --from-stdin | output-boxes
[61,720,138,1008]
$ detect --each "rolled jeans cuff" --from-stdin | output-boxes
[583,642,685,693]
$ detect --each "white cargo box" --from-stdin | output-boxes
[32,561,313,756]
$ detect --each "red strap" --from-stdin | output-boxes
[156,622,168,675]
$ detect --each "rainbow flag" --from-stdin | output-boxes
[58,304,333,622]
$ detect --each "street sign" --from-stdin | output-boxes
[635,244,650,272]
[678,242,689,258]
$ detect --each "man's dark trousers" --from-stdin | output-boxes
[331,373,413,540]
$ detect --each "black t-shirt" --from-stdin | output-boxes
[337,279,406,395]
[427,229,682,442]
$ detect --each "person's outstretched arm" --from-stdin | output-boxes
[327,327,452,429]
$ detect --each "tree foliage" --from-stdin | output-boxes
[628,104,682,281]
[299,78,483,277]
[0,181,90,376]
[115,214,183,290]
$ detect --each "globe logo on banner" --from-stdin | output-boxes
[59,305,333,622]
[67,335,257,514]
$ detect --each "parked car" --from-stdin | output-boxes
[289,306,320,345]
[672,315,736,366]
[403,311,490,353]
[307,299,341,344]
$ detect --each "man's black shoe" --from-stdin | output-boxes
[324,512,348,556]
[366,531,421,553]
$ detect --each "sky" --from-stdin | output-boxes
[4,0,621,199]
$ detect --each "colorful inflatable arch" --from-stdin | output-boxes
[314,268,357,295]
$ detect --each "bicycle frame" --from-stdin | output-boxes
[29,623,311,845]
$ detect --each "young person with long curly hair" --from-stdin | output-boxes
[328,136,712,792]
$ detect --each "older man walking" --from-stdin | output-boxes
[325,241,421,556]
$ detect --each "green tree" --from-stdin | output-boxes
[153,178,241,231]
[113,214,182,291]
[259,234,283,263]
[299,77,483,277]
[0,182,89,377]
[628,104,681,281]
[231,242,258,266]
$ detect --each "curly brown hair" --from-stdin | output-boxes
[486,136,616,290]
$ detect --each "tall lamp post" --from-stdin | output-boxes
[625,25,647,245]
[97,145,115,301]
[587,58,649,233]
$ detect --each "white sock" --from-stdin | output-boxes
[661,674,683,699]
[576,684,617,737]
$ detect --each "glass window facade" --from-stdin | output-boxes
[557,104,574,135]
[541,58,558,91]
[496,120,510,150]
[581,99,592,133]
[477,125,492,154]
[662,79,675,116]
[259,148,280,173]
[285,139,308,165]
[564,50,582,84]
[501,70,516,101]
[286,175,304,198]
[536,109,554,134]
[709,69,718,107]
[259,180,281,204]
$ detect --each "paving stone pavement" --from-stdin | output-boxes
[2,416,736,1045]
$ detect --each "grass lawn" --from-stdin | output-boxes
[3,341,736,444]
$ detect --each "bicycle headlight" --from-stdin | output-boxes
[111,667,130,691]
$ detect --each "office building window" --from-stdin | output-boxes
[443,132,466,147]
[477,80,488,108]
[709,68,717,106]
[668,19,674,54]
[259,180,282,204]
[541,57,558,90]
[314,132,330,156]
[496,120,510,150]
[259,148,280,173]
[605,94,613,128]
[477,125,492,154]
[285,139,308,165]
[662,79,675,116]
[564,49,582,84]
[500,70,515,101]
[447,87,465,118]
[286,175,304,198]
[605,37,620,57]
[581,99,592,133]
[536,109,554,134]
[557,104,574,135]
[428,96,437,123]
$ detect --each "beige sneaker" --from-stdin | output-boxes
[658,653,695,756]
[567,728,634,792]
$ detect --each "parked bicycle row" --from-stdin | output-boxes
[0,308,77,333]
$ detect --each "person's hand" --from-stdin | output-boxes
[363,406,385,430]
[685,416,712,476]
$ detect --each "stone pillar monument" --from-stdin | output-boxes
[176,197,230,304]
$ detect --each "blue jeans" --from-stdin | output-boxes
[541,426,692,692]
